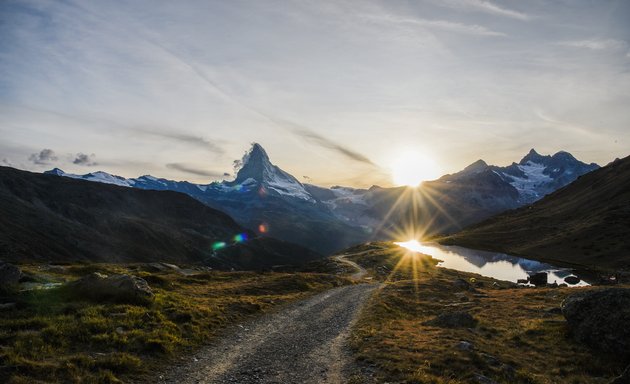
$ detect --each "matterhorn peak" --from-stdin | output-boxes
[230,143,315,202]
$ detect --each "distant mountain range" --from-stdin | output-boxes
[45,144,599,254]
[0,166,320,269]
[441,155,630,270]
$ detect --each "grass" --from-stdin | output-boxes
[347,243,628,384]
[0,263,350,383]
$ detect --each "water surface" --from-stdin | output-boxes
[396,241,588,286]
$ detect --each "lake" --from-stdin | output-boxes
[395,241,589,286]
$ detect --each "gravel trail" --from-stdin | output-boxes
[158,284,377,384]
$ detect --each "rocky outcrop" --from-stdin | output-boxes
[66,273,154,305]
[0,262,22,288]
[561,288,630,356]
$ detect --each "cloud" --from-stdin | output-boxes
[166,163,226,177]
[1,158,12,167]
[291,128,375,166]
[558,39,627,51]
[437,0,530,21]
[28,149,58,165]
[73,153,98,166]
[367,15,506,37]
[132,128,225,154]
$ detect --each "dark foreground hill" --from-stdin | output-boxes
[441,156,630,270]
[0,166,320,269]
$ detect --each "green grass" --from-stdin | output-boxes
[0,263,350,383]
[348,243,628,384]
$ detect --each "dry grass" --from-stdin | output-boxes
[348,244,628,384]
[0,263,350,383]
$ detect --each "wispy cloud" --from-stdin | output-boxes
[73,153,97,166]
[131,128,225,155]
[437,0,529,21]
[367,15,506,37]
[28,149,58,165]
[166,163,226,177]
[558,39,627,51]
[291,127,375,166]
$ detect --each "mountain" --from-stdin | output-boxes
[308,149,599,236]
[46,146,599,253]
[441,156,630,270]
[49,145,370,255]
[0,166,321,269]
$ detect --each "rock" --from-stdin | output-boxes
[456,340,474,351]
[453,278,471,290]
[424,311,478,328]
[0,262,22,288]
[609,365,630,384]
[517,279,529,285]
[562,288,630,356]
[492,282,500,288]
[529,272,547,286]
[480,353,500,367]
[67,273,154,305]
[564,276,581,285]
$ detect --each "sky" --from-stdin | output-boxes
[1,0,629,187]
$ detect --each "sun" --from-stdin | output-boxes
[391,151,441,187]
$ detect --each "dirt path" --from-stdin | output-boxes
[157,284,376,384]
[333,253,369,280]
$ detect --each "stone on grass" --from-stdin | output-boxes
[67,272,154,305]
[0,262,22,288]
[561,288,630,356]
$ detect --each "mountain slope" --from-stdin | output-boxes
[441,156,630,270]
[0,166,321,269]
[45,146,599,253]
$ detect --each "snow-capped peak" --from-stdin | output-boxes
[45,168,133,187]
[230,143,315,202]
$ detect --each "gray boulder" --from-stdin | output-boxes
[67,272,154,304]
[0,262,22,288]
[424,311,478,328]
[561,288,630,356]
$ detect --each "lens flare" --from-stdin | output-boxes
[258,223,268,233]
[212,241,226,251]
[233,233,248,243]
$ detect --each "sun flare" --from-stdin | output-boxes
[391,151,441,187]
[394,239,425,253]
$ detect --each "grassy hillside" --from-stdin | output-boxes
[345,243,628,383]
[440,156,630,270]
[0,264,349,383]
[0,167,320,269]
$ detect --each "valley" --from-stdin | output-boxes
[45,144,599,256]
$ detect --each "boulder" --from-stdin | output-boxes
[564,276,581,285]
[67,273,154,305]
[453,278,471,291]
[529,272,547,286]
[0,262,22,288]
[561,288,630,356]
[424,311,478,328]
